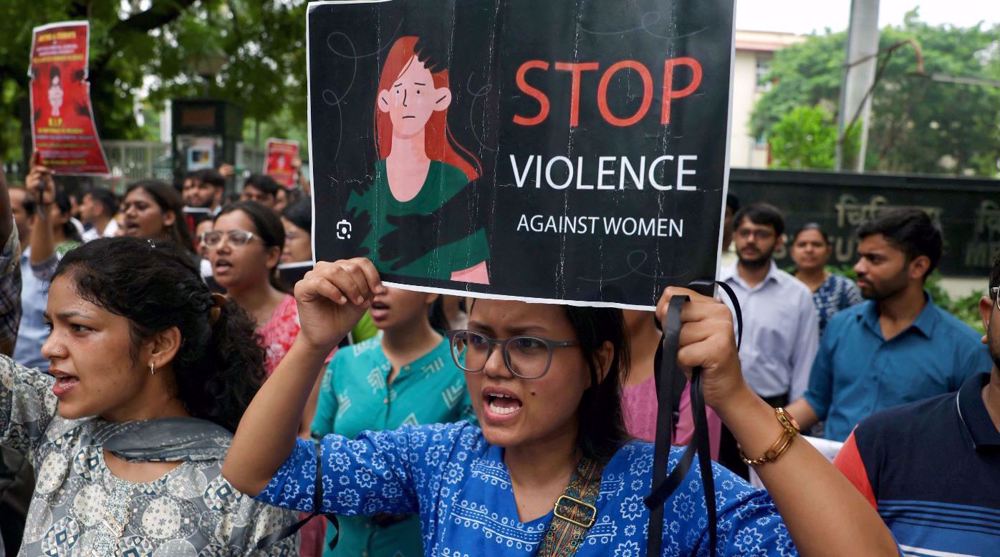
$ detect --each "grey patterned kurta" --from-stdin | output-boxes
[0,354,298,556]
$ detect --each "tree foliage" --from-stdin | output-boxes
[0,0,309,169]
[751,12,1000,176]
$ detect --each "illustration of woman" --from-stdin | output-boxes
[47,66,64,118]
[347,36,490,284]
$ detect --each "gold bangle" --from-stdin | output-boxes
[739,407,800,466]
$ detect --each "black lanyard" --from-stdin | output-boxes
[644,280,742,556]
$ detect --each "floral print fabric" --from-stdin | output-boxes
[0,354,298,556]
[258,422,797,556]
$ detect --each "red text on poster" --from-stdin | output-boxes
[29,21,110,176]
[265,139,300,187]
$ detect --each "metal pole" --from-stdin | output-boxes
[836,0,880,171]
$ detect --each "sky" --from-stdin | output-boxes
[735,0,999,35]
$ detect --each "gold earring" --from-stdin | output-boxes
[149,361,156,376]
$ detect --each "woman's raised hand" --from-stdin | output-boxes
[294,258,385,352]
[655,286,750,414]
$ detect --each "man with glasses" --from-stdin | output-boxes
[787,209,990,442]
[720,203,819,408]
[831,256,1000,556]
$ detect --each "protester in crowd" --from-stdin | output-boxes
[0,169,18,557]
[619,310,722,459]
[183,169,226,215]
[719,193,740,269]
[121,180,195,253]
[789,223,862,333]
[14,165,82,370]
[281,198,377,344]
[722,203,818,407]
[787,209,991,442]
[280,198,313,265]
[833,255,1000,556]
[208,201,291,374]
[274,186,290,213]
[0,237,297,554]
[0,171,21,357]
[241,174,280,209]
[310,286,474,557]
[222,258,899,556]
[78,187,119,241]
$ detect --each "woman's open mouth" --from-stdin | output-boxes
[49,369,79,398]
[482,387,523,422]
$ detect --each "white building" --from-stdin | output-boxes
[730,30,805,169]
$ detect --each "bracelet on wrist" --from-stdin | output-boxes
[739,407,800,466]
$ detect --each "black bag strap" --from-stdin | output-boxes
[644,280,742,556]
[255,443,340,551]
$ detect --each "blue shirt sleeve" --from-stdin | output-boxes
[256,422,478,517]
[804,314,840,419]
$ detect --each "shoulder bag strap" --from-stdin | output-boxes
[255,443,340,551]
[536,456,604,557]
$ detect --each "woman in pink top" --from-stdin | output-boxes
[620,310,722,459]
[207,201,294,375]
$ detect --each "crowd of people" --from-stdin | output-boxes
[0,153,996,556]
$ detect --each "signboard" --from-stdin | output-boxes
[729,169,1000,278]
[28,21,109,176]
[265,138,300,187]
[307,0,735,308]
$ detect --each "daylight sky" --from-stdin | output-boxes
[736,0,999,34]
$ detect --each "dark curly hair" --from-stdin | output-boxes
[54,237,266,432]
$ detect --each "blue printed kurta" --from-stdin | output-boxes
[259,422,797,556]
[311,336,474,557]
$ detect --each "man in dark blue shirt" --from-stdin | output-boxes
[787,209,990,441]
[833,258,1000,556]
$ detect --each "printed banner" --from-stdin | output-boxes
[28,21,110,176]
[307,0,735,308]
[265,138,300,187]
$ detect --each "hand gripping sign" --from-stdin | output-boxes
[28,21,110,176]
[307,0,734,309]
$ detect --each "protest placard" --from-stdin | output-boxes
[265,139,301,187]
[28,21,109,176]
[307,0,734,309]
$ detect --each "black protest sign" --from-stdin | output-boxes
[307,0,734,308]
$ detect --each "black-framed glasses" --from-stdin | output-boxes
[200,229,256,248]
[446,330,578,380]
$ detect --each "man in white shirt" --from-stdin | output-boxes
[721,202,819,407]
[78,187,118,241]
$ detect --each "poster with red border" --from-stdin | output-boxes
[28,21,110,176]
[264,138,300,187]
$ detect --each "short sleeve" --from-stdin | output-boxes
[0,229,21,355]
[804,316,840,420]
[0,354,59,457]
[310,360,340,438]
[833,432,877,509]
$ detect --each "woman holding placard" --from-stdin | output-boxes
[223,258,898,556]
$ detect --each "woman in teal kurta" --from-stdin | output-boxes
[311,286,474,557]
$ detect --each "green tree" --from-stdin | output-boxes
[751,12,1000,176]
[0,1,309,170]
[768,105,839,170]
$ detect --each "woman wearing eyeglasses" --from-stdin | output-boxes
[206,201,291,375]
[309,285,474,557]
[223,259,898,556]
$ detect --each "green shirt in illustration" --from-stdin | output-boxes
[311,334,475,557]
[346,160,489,280]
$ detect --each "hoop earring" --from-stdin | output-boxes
[149,361,156,376]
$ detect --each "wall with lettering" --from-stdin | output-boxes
[729,169,1000,277]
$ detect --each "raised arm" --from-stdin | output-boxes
[25,161,56,268]
[657,287,897,556]
[223,258,385,495]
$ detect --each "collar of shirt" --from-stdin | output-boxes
[858,291,941,340]
[956,372,1000,449]
[720,260,783,291]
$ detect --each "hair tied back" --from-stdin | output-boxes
[210,293,227,324]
